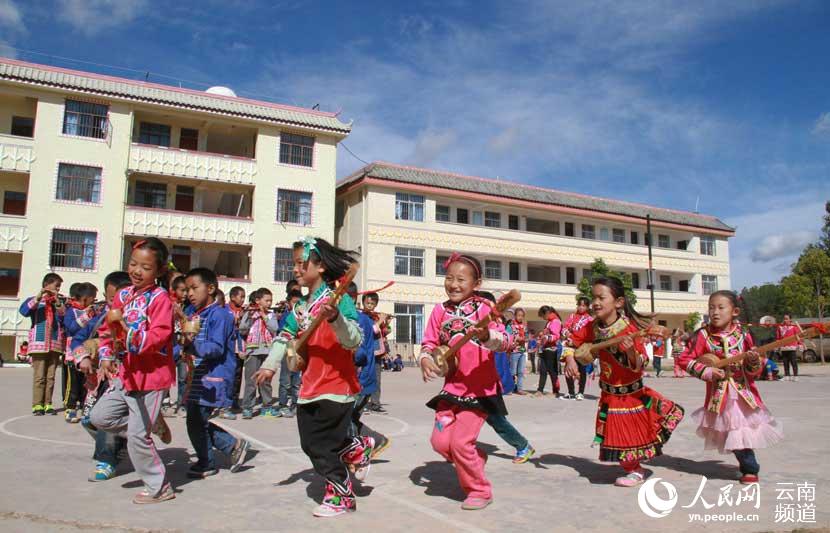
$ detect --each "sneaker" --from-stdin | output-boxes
[89,462,115,482]
[739,474,759,485]
[44,404,57,415]
[65,409,81,423]
[313,486,356,517]
[515,390,527,396]
[219,409,237,420]
[575,393,585,401]
[793,376,799,382]
[461,497,493,510]
[133,483,176,504]
[279,407,295,418]
[560,393,573,400]
[242,409,253,420]
[513,444,535,464]
[262,407,281,418]
[152,415,172,444]
[615,468,647,487]
[32,405,44,416]
[370,404,387,414]
[187,464,219,479]
[229,439,251,473]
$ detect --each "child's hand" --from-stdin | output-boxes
[253,368,275,386]
[420,356,441,382]
[563,356,579,379]
[701,367,725,381]
[744,350,760,365]
[620,337,636,357]
[78,357,93,375]
[182,332,196,345]
[98,359,118,381]
[473,326,490,343]
[320,301,340,322]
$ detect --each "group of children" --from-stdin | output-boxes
[17,236,784,516]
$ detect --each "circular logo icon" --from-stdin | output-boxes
[637,477,678,519]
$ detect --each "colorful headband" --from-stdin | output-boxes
[300,236,318,261]
[132,239,147,250]
[442,252,481,279]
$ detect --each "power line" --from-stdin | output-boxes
[341,142,370,166]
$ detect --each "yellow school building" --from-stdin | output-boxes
[0,57,351,356]
[335,162,734,349]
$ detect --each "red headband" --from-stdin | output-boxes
[132,239,147,250]
[443,252,481,279]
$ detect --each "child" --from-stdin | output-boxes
[73,271,131,482]
[89,238,176,504]
[275,287,303,417]
[19,273,66,415]
[776,314,803,382]
[507,308,529,394]
[254,237,370,518]
[563,277,684,487]
[418,253,513,510]
[16,341,30,364]
[652,338,665,378]
[63,282,100,422]
[673,333,688,378]
[180,268,251,478]
[239,288,279,418]
[169,275,188,415]
[562,296,593,400]
[226,285,247,415]
[534,306,562,398]
[362,291,390,413]
[677,291,783,484]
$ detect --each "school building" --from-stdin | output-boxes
[335,162,735,350]
[0,57,351,356]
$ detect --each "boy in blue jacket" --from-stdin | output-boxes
[181,268,251,478]
[63,282,100,422]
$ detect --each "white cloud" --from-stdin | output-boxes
[0,0,21,28]
[60,0,146,35]
[750,231,817,263]
[813,112,830,136]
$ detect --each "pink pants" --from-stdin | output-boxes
[430,403,491,500]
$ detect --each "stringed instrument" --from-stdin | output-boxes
[432,289,522,378]
[697,321,830,369]
[285,263,359,372]
[105,308,129,354]
[573,324,670,365]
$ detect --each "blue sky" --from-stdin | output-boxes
[1,0,828,289]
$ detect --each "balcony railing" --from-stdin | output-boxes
[0,136,35,173]
[123,207,255,245]
[0,301,26,334]
[128,143,256,185]
[0,221,29,252]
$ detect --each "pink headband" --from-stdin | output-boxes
[443,252,481,279]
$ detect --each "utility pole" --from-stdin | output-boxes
[647,214,655,314]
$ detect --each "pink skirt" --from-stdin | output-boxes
[692,389,783,453]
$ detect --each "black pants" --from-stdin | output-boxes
[780,350,798,377]
[529,353,537,373]
[297,399,360,494]
[232,360,244,408]
[65,362,86,409]
[537,349,559,393]
[566,362,587,395]
[352,394,386,444]
[734,448,759,475]
[61,361,69,403]
[653,356,663,376]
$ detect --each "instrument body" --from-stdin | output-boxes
[696,322,830,369]
[431,290,522,378]
[286,264,360,372]
[573,325,670,365]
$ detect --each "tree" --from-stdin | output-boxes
[788,248,830,363]
[781,274,813,317]
[739,284,786,323]
[684,312,702,332]
[820,201,830,254]
[577,258,637,307]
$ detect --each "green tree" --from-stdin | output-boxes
[781,274,813,317]
[819,201,830,254]
[684,312,702,332]
[739,284,786,323]
[576,258,637,307]
[786,248,830,363]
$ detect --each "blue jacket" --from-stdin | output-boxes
[69,308,107,352]
[354,311,377,395]
[185,302,237,408]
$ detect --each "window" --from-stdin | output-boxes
[566,267,576,285]
[394,247,424,276]
[702,275,718,295]
[274,248,294,282]
[484,260,502,280]
[700,236,716,256]
[134,181,167,209]
[581,224,596,239]
[2,191,26,215]
[277,189,313,225]
[631,272,640,289]
[659,275,672,291]
[179,128,199,150]
[56,163,102,203]
[0,267,20,296]
[484,211,501,228]
[612,228,625,243]
[279,132,314,167]
[631,231,639,245]
[170,245,191,273]
[508,215,519,230]
[676,240,688,251]
[600,228,610,241]
[509,262,520,281]
[50,229,96,270]
[528,265,560,284]
[679,280,690,292]
[472,211,483,225]
[456,208,469,224]
[62,99,108,139]
[582,268,592,281]
[436,254,449,276]
[139,122,171,147]
[11,116,34,137]
[394,303,424,344]
[335,201,345,228]
[395,192,424,221]
[658,234,670,248]
[526,217,560,235]
[565,222,575,237]
[436,204,450,222]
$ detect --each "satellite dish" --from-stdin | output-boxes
[759,315,776,326]
[206,86,237,98]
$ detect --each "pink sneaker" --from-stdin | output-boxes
[461,497,493,510]
[614,468,647,487]
[313,483,356,517]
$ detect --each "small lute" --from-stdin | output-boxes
[573,325,670,365]
[697,322,830,369]
[432,290,522,378]
[286,263,360,372]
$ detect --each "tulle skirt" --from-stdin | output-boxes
[693,390,783,453]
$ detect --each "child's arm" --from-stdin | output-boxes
[327,294,362,351]
[482,316,511,352]
[64,309,91,338]
[741,331,763,378]
[238,312,252,336]
[19,296,38,317]
[191,311,233,361]
[260,313,299,373]
[125,293,173,356]
[265,313,280,335]
[679,331,724,381]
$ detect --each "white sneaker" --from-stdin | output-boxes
[560,394,573,400]
[575,393,584,401]
[793,376,799,382]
